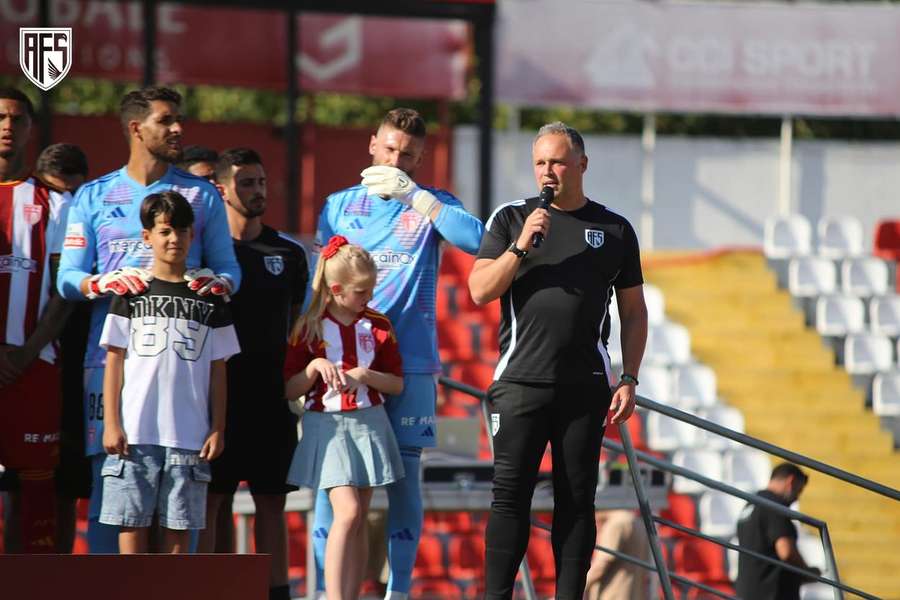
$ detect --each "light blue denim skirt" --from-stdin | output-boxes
[287,405,404,490]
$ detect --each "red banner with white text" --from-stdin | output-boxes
[1,1,469,99]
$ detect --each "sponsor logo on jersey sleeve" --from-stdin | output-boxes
[585,229,605,248]
[63,222,86,248]
[170,185,200,204]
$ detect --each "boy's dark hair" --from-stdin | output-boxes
[380,108,426,139]
[178,145,218,170]
[215,147,262,182]
[770,462,808,484]
[36,143,88,178]
[0,87,35,119]
[140,191,194,230]
[120,86,182,136]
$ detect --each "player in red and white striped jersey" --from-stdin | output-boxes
[0,88,73,554]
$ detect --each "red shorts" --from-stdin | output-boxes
[0,359,61,470]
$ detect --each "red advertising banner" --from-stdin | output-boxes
[498,0,900,117]
[1,1,469,99]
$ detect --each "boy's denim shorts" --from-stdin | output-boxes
[99,444,212,530]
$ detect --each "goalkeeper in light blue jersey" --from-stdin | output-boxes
[312,108,484,600]
[57,87,240,554]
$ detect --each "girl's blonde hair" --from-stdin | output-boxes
[290,237,377,345]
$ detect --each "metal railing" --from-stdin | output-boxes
[438,376,900,600]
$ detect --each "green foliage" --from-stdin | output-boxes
[3,73,900,140]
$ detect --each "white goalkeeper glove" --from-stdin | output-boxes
[86,267,153,298]
[184,268,233,298]
[360,165,439,218]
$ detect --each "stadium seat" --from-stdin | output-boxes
[796,533,828,573]
[525,532,556,581]
[440,247,476,280]
[872,371,900,416]
[697,406,745,450]
[723,449,771,492]
[817,216,864,259]
[286,512,307,574]
[409,578,463,600]
[873,219,900,263]
[672,364,718,409]
[647,412,701,452]
[447,535,486,581]
[698,491,746,538]
[814,295,866,337]
[841,257,890,297]
[644,284,667,325]
[843,334,894,375]
[685,581,737,599]
[644,322,692,366]
[764,214,812,259]
[658,493,699,538]
[604,411,648,450]
[870,295,900,337]
[412,534,448,578]
[425,511,474,534]
[673,538,729,583]
[801,583,838,600]
[672,450,723,495]
[437,319,477,362]
[640,365,673,405]
[788,257,837,298]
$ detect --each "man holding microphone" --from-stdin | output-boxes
[468,122,648,600]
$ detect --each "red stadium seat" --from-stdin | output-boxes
[413,534,448,578]
[448,534,486,581]
[603,412,648,450]
[673,538,729,583]
[525,531,556,581]
[658,493,699,539]
[425,511,474,534]
[409,578,463,600]
[440,247,477,280]
[286,512,307,573]
[686,580,737,599]
[874,220,900,292]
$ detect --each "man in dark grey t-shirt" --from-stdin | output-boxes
[468,122,648,600]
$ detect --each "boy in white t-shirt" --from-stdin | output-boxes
[98,191,240,553]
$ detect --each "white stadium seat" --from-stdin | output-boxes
[872,371,900,417]
[643,284,666,325]
[843,334,894,375]
[800,584,837,600]
[672,363,718,410]
[814,295,866,337]
[870,295,900,337]
[639,365,673,405]
[841,257,890,297]
[672,450,723,495]
[797,534,829,573]
[644,321,691,366]
[764,214,812,259]
[646,412,700,452]
[698,491,746,538]
[817,216,864,259]
[698,406,745,450]
[723,450,771,492]
[788,257,837,298]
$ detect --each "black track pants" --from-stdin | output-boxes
[484,380,613,600]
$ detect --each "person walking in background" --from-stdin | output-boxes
[736,463,821,600]
[468,121,648,600]
[284,235,405,600]
[313,107,484,599]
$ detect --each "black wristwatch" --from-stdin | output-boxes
[507,242,528,259]
[619,373,639,386]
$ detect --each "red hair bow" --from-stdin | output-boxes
[321,235,349,259]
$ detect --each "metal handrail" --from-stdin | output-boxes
[438,376,896,600]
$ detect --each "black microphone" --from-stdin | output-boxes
[531,186,554,248]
